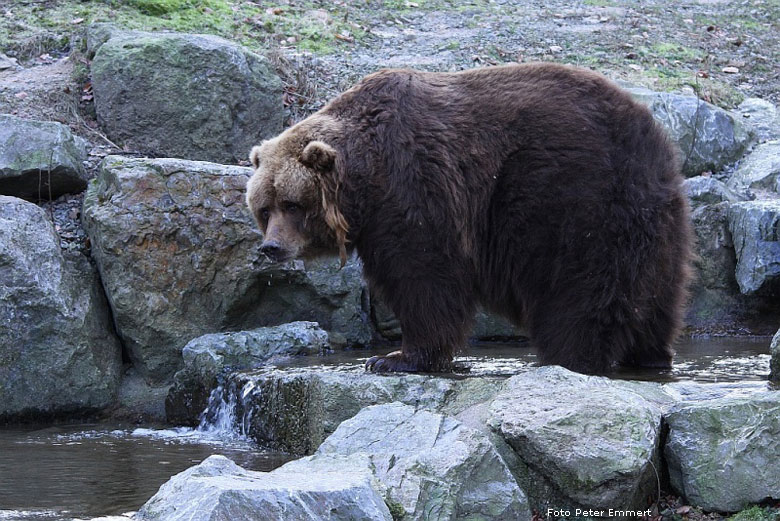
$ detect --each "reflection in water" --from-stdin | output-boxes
[0,335,773,520]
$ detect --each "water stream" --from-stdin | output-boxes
[0,337,773,520]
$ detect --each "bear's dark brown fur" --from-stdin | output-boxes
[246,63,693,375]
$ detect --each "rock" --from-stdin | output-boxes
[0,196,121,421]
[771,329,780,382]
[684,176,746,208]
[85,22,124,57]
[166,322,330,425]
[0,52,19,71]
[112,367,170,423]
[726,140,780,194]
[628,87,753,177]
[738,98,780,142]
[0,114,89,201]
[664,392,780,512]
[686,201,780,333]
[315,402,531,520]
[218,366,505,455]
[83,156,370,383]
[687,202,741,326]
[91,31,283,163]
[136,454,392,521]
[488,366,672,513]
[728,200,780,295]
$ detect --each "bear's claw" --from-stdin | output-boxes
[365,350,421,373]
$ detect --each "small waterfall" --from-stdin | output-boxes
[196,379,257,440]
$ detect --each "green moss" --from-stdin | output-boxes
[729,506,780,521]
[385,497,407,521]
[129,0,189,16]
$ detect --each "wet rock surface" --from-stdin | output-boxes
[165,321,330,425]
[0,195,121,421]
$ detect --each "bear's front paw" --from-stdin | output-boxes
[365,350,422,373]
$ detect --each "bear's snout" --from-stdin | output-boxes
[259,240,284,261]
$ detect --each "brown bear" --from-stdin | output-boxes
[246,63,693,375]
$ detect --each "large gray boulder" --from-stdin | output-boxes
[0,114,88,201]
[316,402,531,521]
[166,322,330,424]
[726,140,780,194]
[0,196,121,420]
[91,31,283,163]
[83,156,370,383]
[628,87,753,177]
[728,200,780,294]
[488,366,672,513]
[137,454,392,521]
[664,392,780,512]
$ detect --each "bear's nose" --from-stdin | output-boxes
[260,240,282,258]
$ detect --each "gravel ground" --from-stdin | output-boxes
[274,0,778,121]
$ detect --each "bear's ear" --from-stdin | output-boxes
[249,145,264,169]
[301,141,336,173]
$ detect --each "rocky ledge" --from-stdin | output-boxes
[157,359,778,519]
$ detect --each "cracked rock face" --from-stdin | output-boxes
[315,402,531,521]
[0,195,121,420]
[83,155,370,383]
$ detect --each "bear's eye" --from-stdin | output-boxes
[259,208,270,221]
[283,202,301,214]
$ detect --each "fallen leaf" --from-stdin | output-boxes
[722,66,739,74]
[334,33,354,43]
[676,506,692,515]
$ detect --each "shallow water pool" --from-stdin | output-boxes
[0,336,773,520]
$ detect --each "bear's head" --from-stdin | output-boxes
[246,115,349,266]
